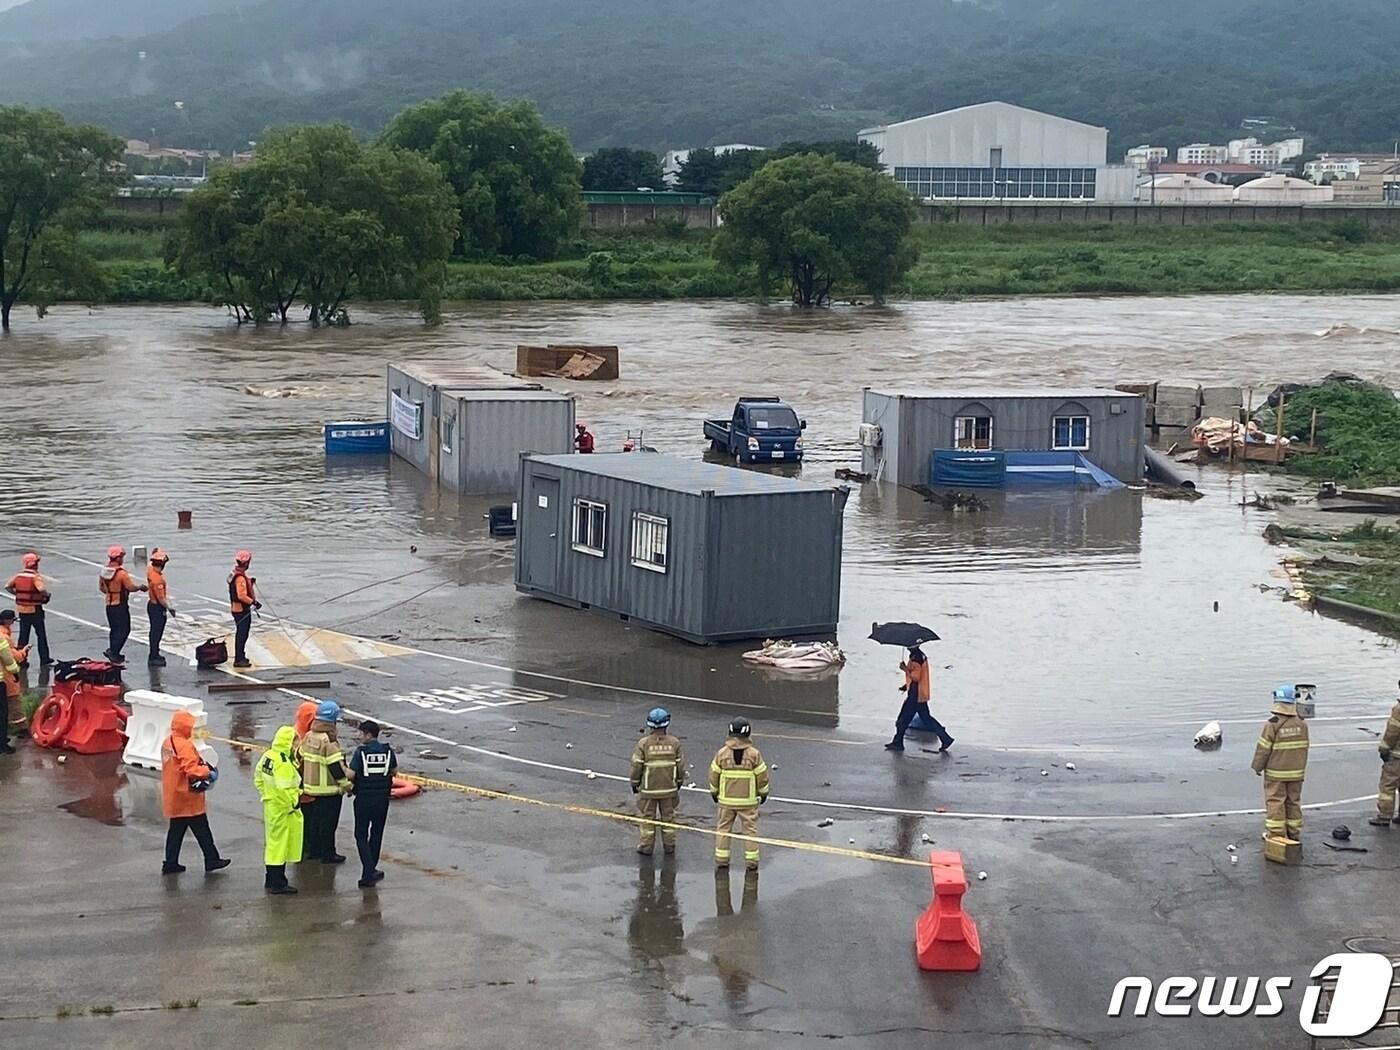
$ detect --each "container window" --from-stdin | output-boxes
[953,415,994,449]
[630,512,669,573]
[441,412,455,454]
[1052,415,1091,450]
[571,498,608,557]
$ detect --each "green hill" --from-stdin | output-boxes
[1,0,1397,155]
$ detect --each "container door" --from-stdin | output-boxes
[525,475,561,590]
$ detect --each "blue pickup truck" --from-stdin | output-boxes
[704,397,806,463]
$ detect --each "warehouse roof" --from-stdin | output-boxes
[860,100,1106,137]
[868,387,1136,401]
[526,453,840,496]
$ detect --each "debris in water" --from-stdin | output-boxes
[418,750,447,761]
[1226,844,1238,853]
[1040,769,1049,777]
[507,726,517,733]
[410,545,418,553]
[817,818,834,828]
[57,755,67,764]
[585,770,597,780]
[1194,721,1223,749]
[565,743,573,749]
[848,838,856,844]
[1230,856,1239,865]
[920,833,932,844]
[742,639,845,669]
[1065,762,1077,771]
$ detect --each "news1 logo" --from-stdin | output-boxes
[1108,953,1394,1036]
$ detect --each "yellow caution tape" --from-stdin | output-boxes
[211,734,927,869]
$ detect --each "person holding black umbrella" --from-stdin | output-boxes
[869,622,954,754]
[886,647,954,753]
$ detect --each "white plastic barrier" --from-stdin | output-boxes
[122,690,214,772]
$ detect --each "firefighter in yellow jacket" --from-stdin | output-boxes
[1251,684,1310,840]
[631,707,685,856]
[1369,681,1400,828]
[709,717,769,871]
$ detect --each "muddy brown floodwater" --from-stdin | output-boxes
[3,295,1398,748]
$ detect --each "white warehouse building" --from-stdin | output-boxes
[859,101,1135,202]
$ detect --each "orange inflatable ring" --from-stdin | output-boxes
[30,695,74,748]
[389,776,420,799]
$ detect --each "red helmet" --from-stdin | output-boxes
[235,550,252,565]
[576,422,587,429]
[107,545,125,561]
[21,552,39,570]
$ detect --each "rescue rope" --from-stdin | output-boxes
[206,733,928,869]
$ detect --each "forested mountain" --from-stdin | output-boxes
[1,0,1396,155]
[0,0,243,42]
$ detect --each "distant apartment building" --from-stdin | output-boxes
[1304,155,1363,182]
[1227,136,1304,168]
[1177,143,1229,165]
[660,144,765,186]
[1125,145,1168,170]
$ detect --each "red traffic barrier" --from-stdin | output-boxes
[29,680,127,755]
[915,850,982,972]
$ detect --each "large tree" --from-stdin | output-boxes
[0,106,122,331]
[379,91,582,260]
[169,124,458,325]
[715,154,916,307]
[581,147,664,191]
[676,148,766,198]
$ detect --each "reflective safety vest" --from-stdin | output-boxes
[300,726,348,796]
[1251,709,1309,782]
[709,738,770,809]
[630,732,684,799]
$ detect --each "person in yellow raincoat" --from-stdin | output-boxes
[254,725,304,895]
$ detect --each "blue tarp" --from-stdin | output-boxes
[930,449,1123,489]
[324,420,390,454]
[930,449,1006,487]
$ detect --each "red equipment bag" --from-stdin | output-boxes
[53,659,123,685]
[196,638,228,669]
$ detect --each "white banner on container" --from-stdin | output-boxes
[390,392,423,439]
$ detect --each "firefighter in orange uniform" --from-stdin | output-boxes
[98,545,145,664]
[228,550,260,668]
[146,548,175,667]
[6,552,52,667]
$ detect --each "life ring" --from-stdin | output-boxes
[390,776,420,799]
[30,695,74,748]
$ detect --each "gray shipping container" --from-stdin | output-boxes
[387,363,575,494]
[516,453,849,644]
[861,387,1145,486]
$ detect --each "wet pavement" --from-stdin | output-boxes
[3,297,1400,1047]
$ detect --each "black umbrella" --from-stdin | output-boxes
[869,621,940,648]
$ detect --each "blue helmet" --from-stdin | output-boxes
[646,707,671,730]
[316,699,341,722]
[1272,684,1296,702]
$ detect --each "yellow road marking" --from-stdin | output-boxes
[210,734,926,869]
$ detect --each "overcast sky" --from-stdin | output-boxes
[0,0,30,10]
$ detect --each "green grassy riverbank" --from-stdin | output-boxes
[66,213,1400,305]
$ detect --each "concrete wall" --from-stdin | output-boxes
[585,202,716,229]
[919,201,1400,227]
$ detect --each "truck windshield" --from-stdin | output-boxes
[747,406,799,430]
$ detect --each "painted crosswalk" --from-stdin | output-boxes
[160,603,411,669]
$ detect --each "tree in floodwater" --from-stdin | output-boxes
[714,153,916,307]
[380,91,582,260]
[170,125,458,325]
[0,106,122,331]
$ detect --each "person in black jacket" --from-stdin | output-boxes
[347,720,397,888]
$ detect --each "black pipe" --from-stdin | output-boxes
[1144,446,1196,490]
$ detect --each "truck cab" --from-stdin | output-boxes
[705,397,806,463]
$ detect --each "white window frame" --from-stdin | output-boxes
[630,512,669,573]
[571,498,608,557]
[440,411,455,454]
[1052,414,1091,451]
[953,415,994,450]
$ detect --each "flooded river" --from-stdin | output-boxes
[3,295,1398,746]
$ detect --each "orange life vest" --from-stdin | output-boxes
[7,571,48,613]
